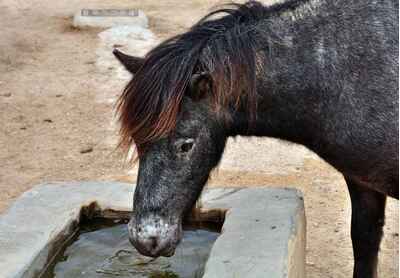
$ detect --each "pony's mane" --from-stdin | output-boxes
[117,0,306,156]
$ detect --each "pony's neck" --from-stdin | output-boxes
[228,0,331,150]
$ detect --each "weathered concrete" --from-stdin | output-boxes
[0,182,305,278]
[73,9,148,29]
[0,182,133,278]
[201,187,306,278]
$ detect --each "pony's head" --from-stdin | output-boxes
[115,49,228,257]
[114,1,266,257]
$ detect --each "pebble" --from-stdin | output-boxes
[80,146,93,154]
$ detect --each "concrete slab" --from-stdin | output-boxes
[73,9,148,29]
[0,182,305,278]
[0,182,133,278]
[201,188,306,278]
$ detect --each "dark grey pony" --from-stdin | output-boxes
[113,0,398,277]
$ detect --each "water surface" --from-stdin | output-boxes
[50,223,219,278]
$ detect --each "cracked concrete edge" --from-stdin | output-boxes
[0,182,305,278]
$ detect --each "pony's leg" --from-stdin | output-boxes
[345,177,387,278]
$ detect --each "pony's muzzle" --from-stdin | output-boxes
[128,215,182,258]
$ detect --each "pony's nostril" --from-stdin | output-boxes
[149,236,158,250]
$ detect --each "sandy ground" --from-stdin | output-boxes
[0,0,398,277]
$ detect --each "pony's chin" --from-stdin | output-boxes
[159,246,176,257]
[137,246,176,258]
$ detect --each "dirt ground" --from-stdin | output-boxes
[0,0,398,277]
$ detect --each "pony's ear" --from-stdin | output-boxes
[113,49,144,74]
[188,72,212,101]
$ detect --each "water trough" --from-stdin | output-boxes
[0,182,306,278]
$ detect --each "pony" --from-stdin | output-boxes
[113,1,398,277]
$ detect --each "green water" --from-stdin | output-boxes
[49,223,219,278]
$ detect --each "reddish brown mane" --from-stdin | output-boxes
[117,2,269,158]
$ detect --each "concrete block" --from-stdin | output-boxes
[73,9,148,29]
[201,188,306,278]
[0,182,133,278]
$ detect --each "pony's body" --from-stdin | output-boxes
[233,0,398,197]
[113,1,398,277]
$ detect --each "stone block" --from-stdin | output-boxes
[73,9,148,29]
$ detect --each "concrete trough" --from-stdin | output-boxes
[0,182,306,278]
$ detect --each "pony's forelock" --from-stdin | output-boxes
[117,1,272,159]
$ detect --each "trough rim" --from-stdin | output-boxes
[0,181,305,278]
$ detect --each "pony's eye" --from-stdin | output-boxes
[179,139,194,153]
